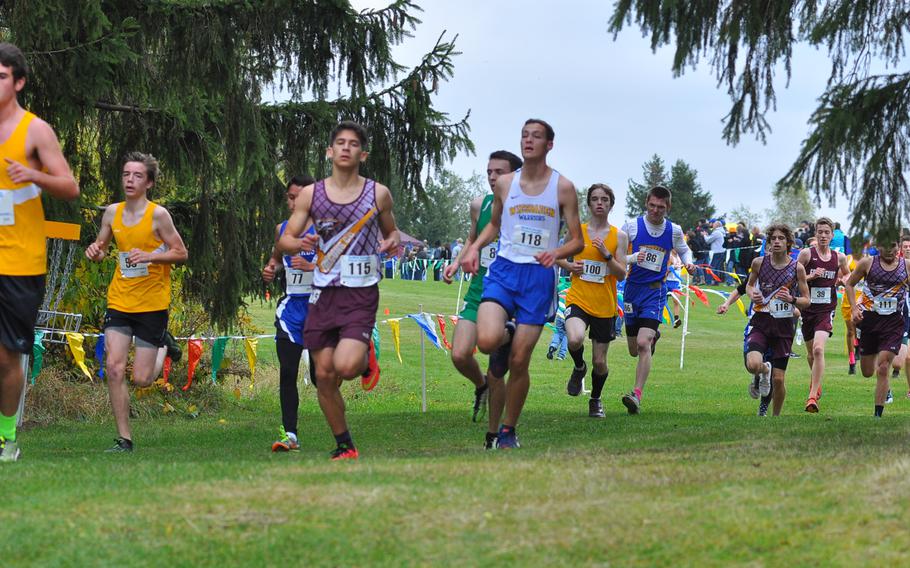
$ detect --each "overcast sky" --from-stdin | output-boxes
[350,0,855,228]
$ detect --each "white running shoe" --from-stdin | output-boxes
[758,362,772,398]
[748,376,760,399]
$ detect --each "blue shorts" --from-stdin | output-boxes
[666,280,680,293]
[275,295,310,345]
[482,257,557,326]
[623,281,665,331]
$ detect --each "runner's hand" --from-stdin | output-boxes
[128,249,153,264]
[262,262,277,283]
[749,288,763,303]
[85,242,106,262]
[300,233,319,253]
[775,288,794,303]
[685,263,697,274]
[4,158,36,184]
[289,256,312,270]
[636,250,647,264]
[852,305,863,324]
[442,262,459,284]
[461,247,480,275]
[592,237,607,256]
[379,231,400,255]
[535,250,557,268]
[716,304,729,315]
[568,261,583,275]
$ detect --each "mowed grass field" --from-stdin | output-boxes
[4,276,910,566]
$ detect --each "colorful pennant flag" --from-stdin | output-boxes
[436,314,452,349]
[210,337,228,383]
[387,318,403,362]
[185,338,203,391]
[65,332,92,380]
[244,337,258,390]
[30,330,45,382]
[94,334,105,379]
[371,325,381,360]
[408,312,445,350]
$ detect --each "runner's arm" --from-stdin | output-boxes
[85,204,117,262]
[745,257,763,303]
[375,183,400,255]
[610,229,629,281]
[793,263,811,310]
[844,257,871,315]
[135,206,187,265]
[462,174,508,274]
[444,196,482,282]
[263,223,283,283]
[277,184,314,255]
[537,177,583,267]
[9,118,79,201]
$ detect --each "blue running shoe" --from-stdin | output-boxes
[496,425,520,449]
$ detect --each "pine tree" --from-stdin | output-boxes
[667,159,715,231]
[625,154,668,218]
[609,1,910,242]
[0,1,473,327]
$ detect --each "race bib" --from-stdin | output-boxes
[308,288,321,305]
[0,191,13,226]
[874,296,898,315]
[480,243,498,268]
[341,254,378,287]
[810,287,831,304]
[512,225,549,256]
[624,302,633,314]
[285,268,313,295]
[769,299,794,319]
[638,247,665,272]
[118,252,149,278]
[581,260,607,283]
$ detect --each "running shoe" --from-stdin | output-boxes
[886,390,894,404]
[105,437,133,453]
[488,322,515,377]
[330,444,359,461]
[567,362,587,397]
[651,330,661,355]
[758,400,770,417]
[758,362,772,398]
[484,431,497,450]
[546,345,556,360]
[789,352,801,358]
[893,368,901,379]
[0,437,20,462]
[849,363,856,375]
[472,383,489,422]
[805,397,819,413]
[496,425,520,449]
[621,391,641,415]
[748,376,760,399]
[589,398,605,418]
[163,331,182,362]
[271,427,299,452]
[362,340,380,391]
[674,315,682,329]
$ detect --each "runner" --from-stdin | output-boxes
[277,121,399,460]
[556,183,628,418]
[841,244,866,374]
[744,224,810,416]
[443,150,522,449]
[845,240,910,417]
[85,152,188,452]
[665,249,683,328]
[461,118,583,448]
[619,185,696,414]
[796,217,850,413]
[261,175,318,452]
[0,43,79,461]
[894,235,910,398]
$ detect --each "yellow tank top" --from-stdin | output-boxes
[107,202,171,312]
[0,111,45,275]
[566,223,619,318]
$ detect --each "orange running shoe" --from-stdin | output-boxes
[362,340,380,391]
[271,427,300,452]
[330,444,359,461]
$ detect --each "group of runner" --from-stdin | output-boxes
[2,39,909,461]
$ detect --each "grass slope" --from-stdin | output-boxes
[4,277,910,566]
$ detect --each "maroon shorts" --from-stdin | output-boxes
[303,285,379,351]
[801,309,834,340]
[746,312,795,361]
[858,311,905,356]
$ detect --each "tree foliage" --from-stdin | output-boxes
[765,180,816,229]
[395,169,483,247]
[726,203,765,230]
[609,1,910,241]
[0,1,473,327]
[626,154,715,229]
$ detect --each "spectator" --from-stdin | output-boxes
[686,229,708,284]
[705,220,727,285]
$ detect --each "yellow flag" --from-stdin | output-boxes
[65,332,92,380]
[244,337,258,390]
[736,298,747,316]
[388,319,403,362]
[730,272,741,283]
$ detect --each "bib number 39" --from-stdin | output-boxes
[118,252,149,278]
[810,287,831,304]
[341,254,378,287]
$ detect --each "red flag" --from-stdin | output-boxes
[436,314,452,349]
[184,339,203,391]
[689,285,710,307]
[703,266,722,282]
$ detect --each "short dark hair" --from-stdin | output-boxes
[123,151,159,183]
[0,43,28,81]
[646,185,672,209]
[765,223,795,249]
[288,174,315,190]
[330,120,368,148]
[815,217,834,231]
[587,183,615,207]
[900,234,910,244]
[524,118,554,141]
[488,150,522,172]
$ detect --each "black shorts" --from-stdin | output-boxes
[103,308,168,348]
[0,275,45,354]
[565,304,616,343]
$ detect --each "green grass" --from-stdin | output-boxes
[6,277,910,566]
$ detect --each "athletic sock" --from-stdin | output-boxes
[569,346,585,369]
[590,371,609,400]
[334,430,354,448]
[848,350,856,365]
[633,387,642,399]
[0,412,16,442]
[875,405,884,417]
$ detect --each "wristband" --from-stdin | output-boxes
[604,252,613,262]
